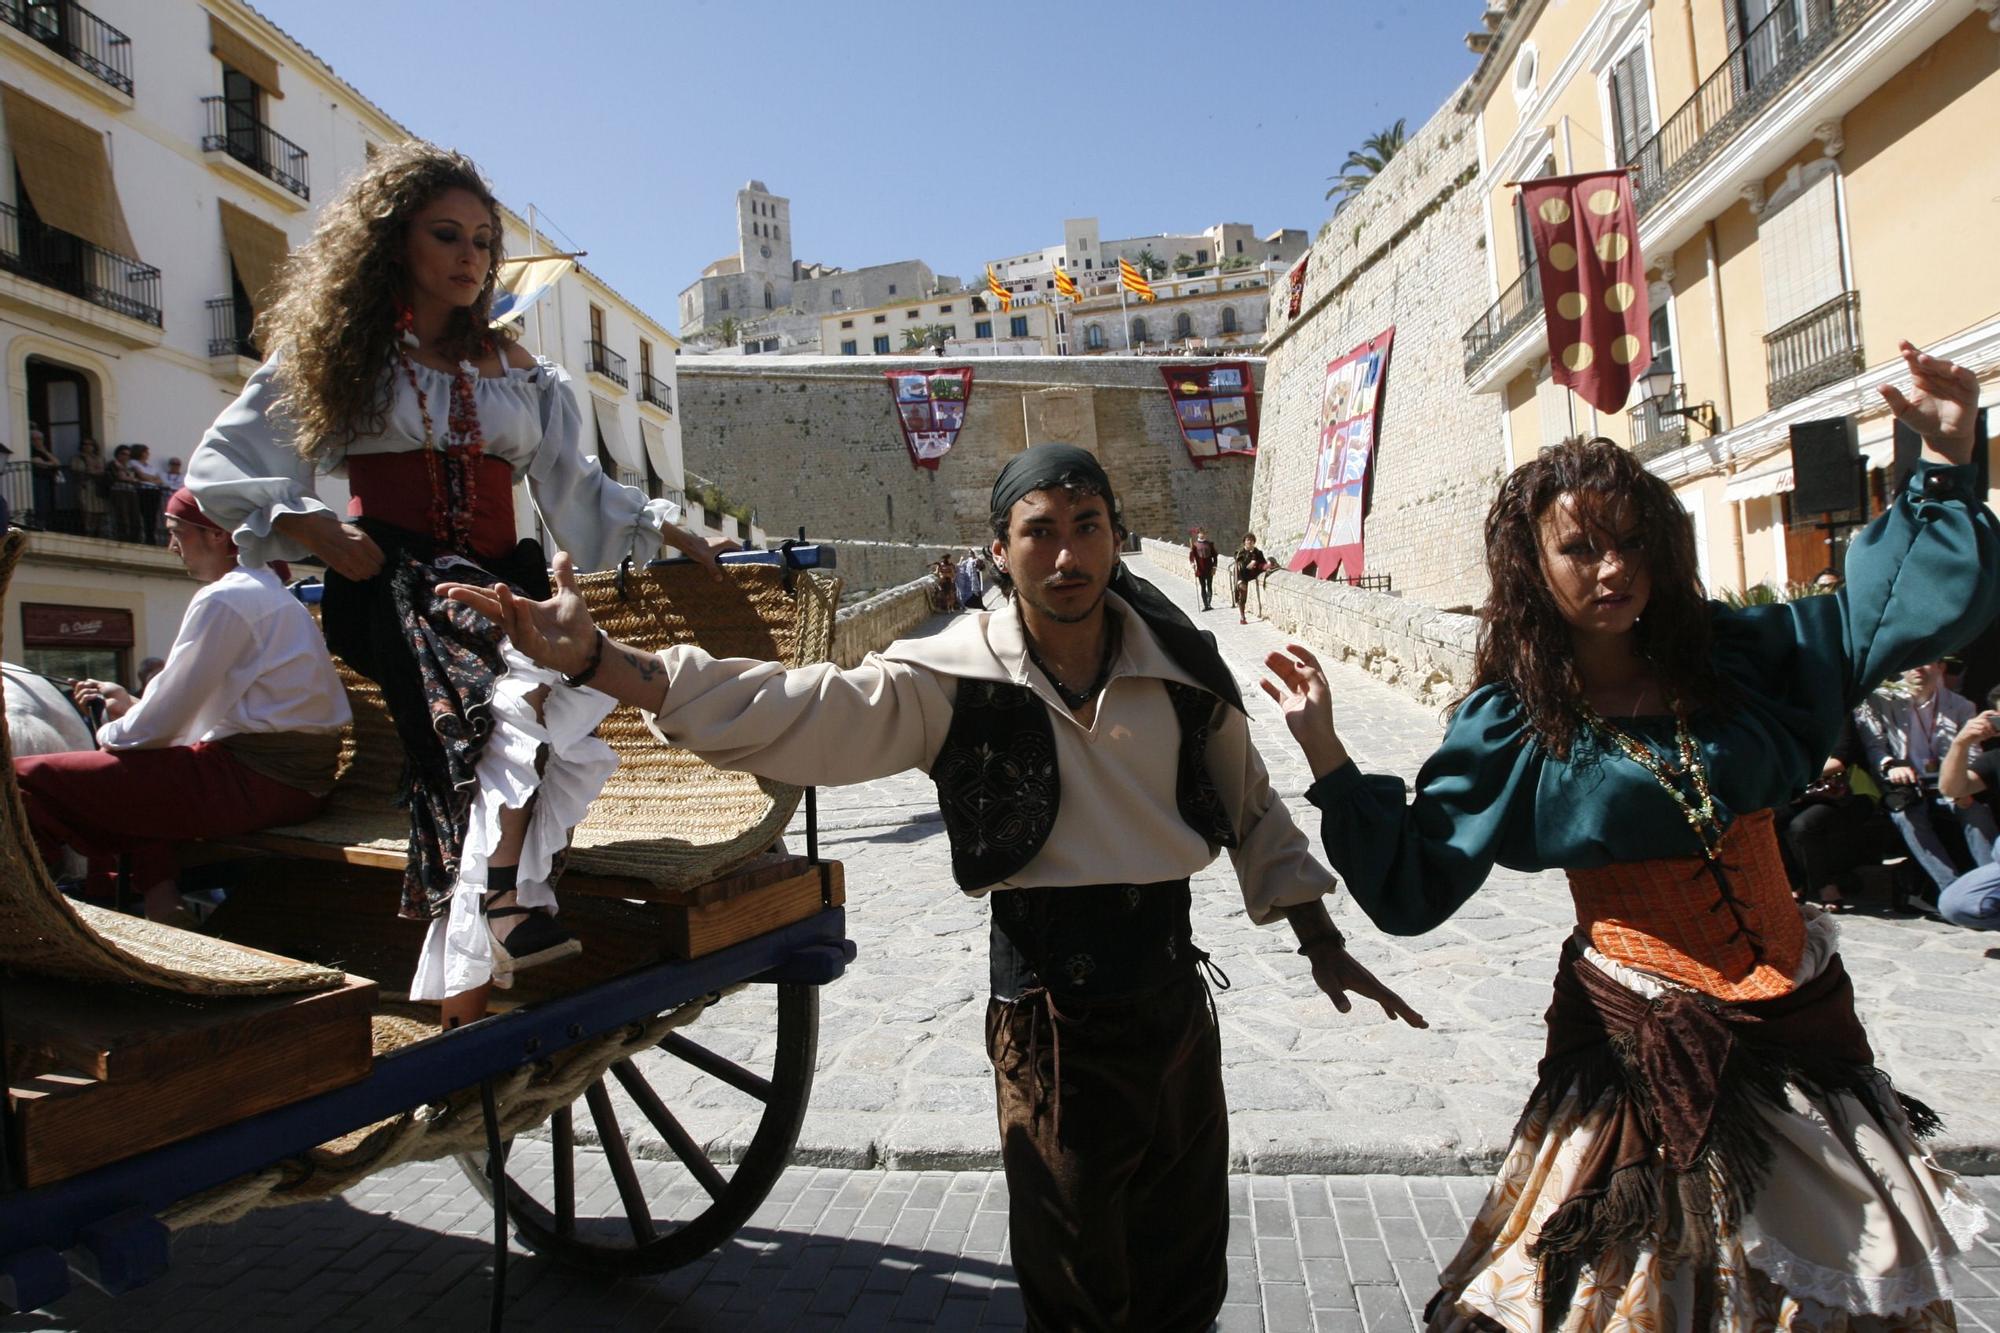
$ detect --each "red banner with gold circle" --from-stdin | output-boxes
[1522,170,1650,414]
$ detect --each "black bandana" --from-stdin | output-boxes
[990,445,1243,714]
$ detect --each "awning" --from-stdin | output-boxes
[1,84,138,258]
[1724,456,1794,503]
[209,16,283,97]
[590,395,644,474]
[218,200,287,313]
[639,418,683,490]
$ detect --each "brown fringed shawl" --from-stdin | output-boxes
[1524,941,1941,1328]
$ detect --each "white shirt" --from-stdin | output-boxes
[650,592,1335,925]
[98,565,351,750]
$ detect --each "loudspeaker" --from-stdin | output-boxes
[1789,416,1861,515]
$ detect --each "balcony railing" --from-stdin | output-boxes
[1462,263,1542,378]
[201,97,310,200]
[1628,388,1692,462]
[585,339,628,387]
[1629,0,1883,214]
[0,459,169,545]
[206,295,257,360]
[0,199,161,326]
[0,0,133,96]
[638,371,673,413]
[1764,289,1863,409]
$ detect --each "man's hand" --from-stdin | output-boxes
[439,551,599,676]
[1301,938,1427,1028]
[1885,762,1920,786]
[1879,341,1981,465]
[72,678,133,721]
[1960,713,1999,749]
[273,512,386,581]
[1260,644,1349,779]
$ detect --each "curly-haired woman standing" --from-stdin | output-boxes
[1265,344,1996,1330]
[189,143,718,1026]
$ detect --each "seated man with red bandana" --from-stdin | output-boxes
[15,489,351,920]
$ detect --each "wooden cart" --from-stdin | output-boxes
[0,539,854,1314]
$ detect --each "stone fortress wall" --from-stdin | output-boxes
[1249,91,1503,615]
[679,356,1261,549]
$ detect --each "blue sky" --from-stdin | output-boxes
[254,1,1479,321]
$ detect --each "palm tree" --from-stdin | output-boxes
[1324,118,1408,211]
[901,324,948,352]
[1135,248,1168,279]
[703,316,741,347]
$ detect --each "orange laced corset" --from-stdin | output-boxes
[1564,808,1805,1002]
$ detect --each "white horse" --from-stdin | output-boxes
[2,662,95,880]
[2,662,96,757]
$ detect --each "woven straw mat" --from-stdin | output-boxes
[0,532,342,995]
[261,560,842,892]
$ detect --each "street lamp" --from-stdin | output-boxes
[1637,366,1720,435]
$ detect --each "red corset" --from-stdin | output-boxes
[346,452,518,560]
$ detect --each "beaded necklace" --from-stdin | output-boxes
[396,344,487,555]
[1025,621,1119,711]
[1578,700,1725,860]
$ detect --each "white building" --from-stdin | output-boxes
[986,217,1309,300]
[821,291,1059,358]
[0,0,689,683]
[1067,267,1279,356]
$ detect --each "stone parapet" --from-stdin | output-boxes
[830,574,940,668]
[1139,538,1477,702]
[824,539,967,596]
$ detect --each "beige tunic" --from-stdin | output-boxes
[651,591,1335,924]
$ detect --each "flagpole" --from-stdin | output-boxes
[1120,279,1132,356]
[527,204,545,359]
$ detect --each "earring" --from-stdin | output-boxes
[393,301,418,348]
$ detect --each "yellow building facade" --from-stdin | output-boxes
[1460,0,2000,593]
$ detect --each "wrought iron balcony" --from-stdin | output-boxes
[201,97,310,200]
[1764,289,1863,410]
[0,199,161,326]
[206,295,257,360]
[638,371,673,413]
[585,339,628,387]
[1,0,133,96]
[1628,0,1883,215]
[0,459,168,544]
[1462,263,1541,379]
[1628,389,1692,462]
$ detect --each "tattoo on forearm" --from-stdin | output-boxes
[619,648,664,683]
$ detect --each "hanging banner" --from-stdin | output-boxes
[884,366,974,470]
[1520,169,1650,413]
[1161,362,1258,468]
[1285,258,1308,318]
[1289,327,1394,581]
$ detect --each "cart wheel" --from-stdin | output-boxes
[459,981,818,1275]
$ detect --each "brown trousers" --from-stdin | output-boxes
[985,972,1229,1332]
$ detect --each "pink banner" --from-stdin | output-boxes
[1289,327,1393,581]
[885,367,975,470]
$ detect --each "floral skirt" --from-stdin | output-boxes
[1431,912,1988,1333]
[323,523,618,1001]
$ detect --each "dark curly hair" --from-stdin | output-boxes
[260,142,510,462]
[1464,436,1724,757]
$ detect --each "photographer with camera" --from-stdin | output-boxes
[1935,697,2000,929]
[1857,659,1998,902]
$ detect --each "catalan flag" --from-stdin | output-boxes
[985,265,1012,313]
[1118,257,1155,302]
[1052,263,1079,302]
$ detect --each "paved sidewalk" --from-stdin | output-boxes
[627,565,2000,1174]
[16,1163,1998,1332]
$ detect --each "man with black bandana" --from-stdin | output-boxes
[442,444,1424,1331]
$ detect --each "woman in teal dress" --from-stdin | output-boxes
[1264,343,1996,1332]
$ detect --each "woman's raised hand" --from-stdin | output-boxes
[439,551,600,677]
[665,521,735,582]
[1260,643,1350,780]
[1879,341,1980,465]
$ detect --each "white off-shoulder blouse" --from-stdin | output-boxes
[186,353,679,571]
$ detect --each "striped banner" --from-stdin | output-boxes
[985,265,1012,312]
[1053,264,1079,301]
[1118,257,1155,302]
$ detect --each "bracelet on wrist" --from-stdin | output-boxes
[561,629,608,689]
[1295,928,1345,956]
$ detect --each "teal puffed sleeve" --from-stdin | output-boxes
[1305,684,1544,936]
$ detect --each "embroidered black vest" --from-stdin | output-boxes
[931,677,1237,891]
